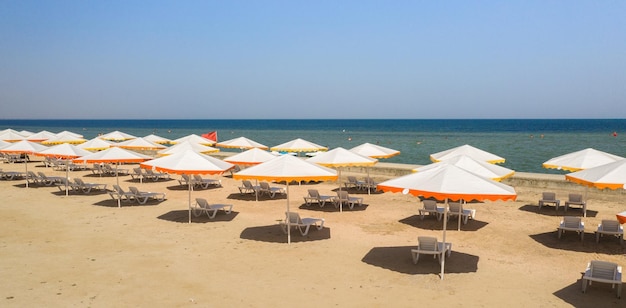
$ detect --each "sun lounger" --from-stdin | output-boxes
[73,178,107,194]
[411,236,452,264]
[0,171,25,180]
[130,168,145,181]
[192,174,222,189]
[129,186,166,204]
[193,198,233,219]
[419,200,444,220]
[335,191,363,210]
[279,212,324,236]
[582,260,622,298]
[26,171,43,186]
[558,216,585,241]
[37,172,65,186]
[539,192,560,211]
[447,201,476,224]
[259,182,286,198]
[238,180,260,195]
[564,193,587,217]
[109,184,136,203]
[344,175,365,190]
[144,169,170,181]
[595,219,624,245]
[303,189,335,207]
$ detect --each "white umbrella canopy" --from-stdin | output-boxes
[414,155,515,181]
[0,140,11,149]
[430,144,505,164]
[41,131,87,145]
[19,130,35,137]
[140,150,235,223]
[377,163,516,280]
[349,142,400,159]
[224,147,277,166]
[36,143,93,195]
[233,155,338,243]
[0,129,26,142]
[77,138,113,151]
[216,136,269,150]
[542,148,624,172]
[172,134,216,146]
[143,134,173,145]
[99,130,137,142]
[27,130,58,142]
[270,138,328,154]
[0,140,49,187]
[113,137,167,151]
[157,140,219,156]
[565,159,626,190]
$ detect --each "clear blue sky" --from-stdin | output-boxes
[1,1,624,119]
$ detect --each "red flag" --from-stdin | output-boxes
[202,131,217,142]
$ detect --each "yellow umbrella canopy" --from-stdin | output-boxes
[41,131,87,145]
[414,155,515,181]
[99,130,137,141]
[270,138,327,153]
[216,136,268,150]
[542,148,624,172]
[430,144,505,164]
[349,142,400,159]
[0,129,26,142]
[224,148,277,166]
[157,140,219,156]
[77,138,113,151]
[172,134,216,146]
[143,134,173,145]
[27,130,58,142]
[113,137,167,151]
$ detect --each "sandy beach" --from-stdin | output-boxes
[1,158,624,307]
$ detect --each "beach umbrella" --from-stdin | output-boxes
[0,129,26,142]
[113,137,167,151]
[349,142,400,159]
[430,144,505,164]
[140,150,235,223]
[41,131,87,145]
[233,155,337,244]
[414,155,515,181]
[74,147,153,206]
[307,147,378,203]
[0,140,49,187]
[171,134,216,146]
[27,130,57,142]
[19,130,35,137]
[36,143,92,195]
[0,140,11,149]
[565,159,626,190]
[542,148,624,172]
[99,130,137,142]
[270,138,328,155]
[224,147,277,166]
[377,164,516,279]
[216,136,269,150]
[157,140,219,156]
[143,134,173,145]
[78,138,113,151]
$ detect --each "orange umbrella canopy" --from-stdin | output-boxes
[414,155,514,181]
[270,138,327,153]
[113,137,166,151]
[543,148,624,172]
[216,136,268,150]
[141,150,234,175]
[224,148,277,166]
[307,147,377,168]
[73,147,152,164]
[234,154,337,183]
[565,159,626,190]
[157,140,219,156]
[0,140,48,154]
[36,143,92,159]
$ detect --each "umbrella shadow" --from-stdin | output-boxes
[157,209,239,223]
[518,204,598,218]
[50,189,109,196]
[361,246,479,275]
[399,215,488,231]
[92,199,163,207]
[529,231,625,254]
[296,203,369,212]
[553,278,622,307]
[240,224,331,243]
[226,193,286,202]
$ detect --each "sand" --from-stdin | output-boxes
[1,159,624,307]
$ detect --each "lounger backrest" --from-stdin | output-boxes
[589,260,618,280]
[133,168,142,175]
[113,185,124,194]
[38,172,47,179]
[285,212,302,224]
[347,176,357,183]
[308,189,320,198]
[182,174,190,181]
[337,190,349,200]
[193,174,203,181]
[75,178,85,185]
[423,200,437,211]
[196,198,208,207]
[418,236,438,252]
[601,220,620,232]
[129,187,140,194]
[563,216,581,228]
[449,202,463,213]
[260,182,270,190]
[542,192,556,200]
[569,193,583,203]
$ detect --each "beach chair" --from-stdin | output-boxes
[37,172,65,186]
[538,192,560,211]
[581,260,622,298]
[419,200,444,220]
[144,169,170,181]
[74,178,107,194]
[595,219,624,245]
[447,201,476,224]
[411,236,452,265]
[103,163,129,176]
[178,174,192,186]
[303,189,335,207]
[363,177,379,192]
[0,171,25,180]
[130,168,145,181]
[109,185,136,203]
[193,198,233,219]
[279,212,325,236]
[192,174,222,189]
[565,193,587,217]
[335,190,363,210]
[344,176,365,190]
[128,186,166,204]
[26,171,43,186]
[557,216,585,241]
[259,182,286,198]
[91,163,106,176]
[238,180,259,195]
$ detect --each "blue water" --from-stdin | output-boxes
[2,119,625,173]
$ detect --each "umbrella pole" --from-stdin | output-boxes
[66,161,69,196]
[188,180,192,223]
[25,160,29,188]
[255,179,259,202]
[457,200,462,231]
[287,183,291,244]
[441,198,448,280]
[339,169,343,213]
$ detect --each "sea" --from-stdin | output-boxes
[1,119,624,174]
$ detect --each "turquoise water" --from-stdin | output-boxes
[1,119,624,173]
